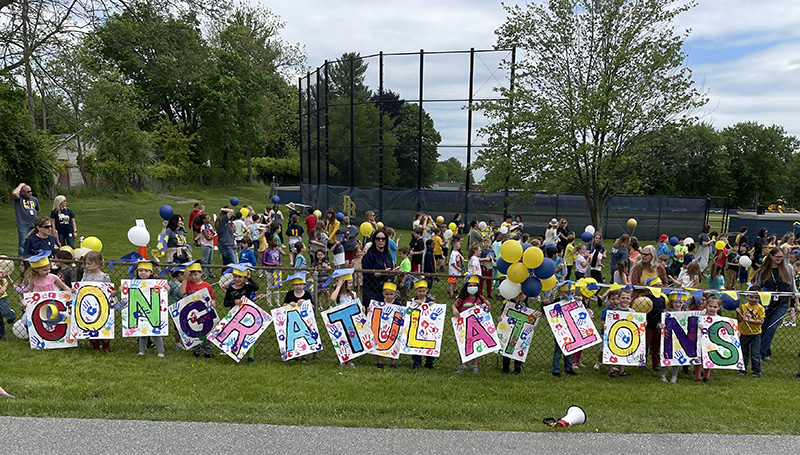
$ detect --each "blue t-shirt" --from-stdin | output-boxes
[217,213,235,247]
[239,249,257,266]
[388,238,398,264]
[24,235,60,256]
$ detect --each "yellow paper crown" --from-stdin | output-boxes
[383,282,397,291]
[232,268,249,277]
[467,275,480,284]
[29,257,50,268]
[137,262,154,271]
[414,280,428,289]
[185,262,202,272]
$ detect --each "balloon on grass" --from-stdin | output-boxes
[159,205,174,221]
[127,226,150,247]
[499,279,522,300]
[507,262,529,284]
[500,240,523,263]
[523,246,543,269]
[581,231,593,243]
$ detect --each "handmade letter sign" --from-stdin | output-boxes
[23,291,77,349]
[399,301,446,357]
[321,300,376,363]
[700,315,743,370]
[208,296,272,362]
[365,300,406,359]
[661,311,702,367]
[496,302,541,362]
[169,288,219,350]
[271,301,322,361]
[451,304,500,363]
[544,299,600,355]
[70,282,115,340]
[120,279,169,337]
[602,310,647,366]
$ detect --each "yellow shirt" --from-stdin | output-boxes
[326,220,340,242]
[564,243,575,266]
[433,235,443,255]
[737,301,765,336]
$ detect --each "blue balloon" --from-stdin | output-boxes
[534,258,556,279]
[159,205,173,221]
[230,197,239,207]
[670,236,679,247]
[497,258,512,275]
[545,243,557,250]
[271,195,280,204]
[336,212,344,222]
[581,231,593,243]
[521,242,533,251]
[721,293,740,311]
[521,276,542,298]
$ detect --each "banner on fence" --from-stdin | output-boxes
[496,302,541,362]
[169,288,219,350]
[321,300,376,363]
[272,301,323,360]
[544,299,600,356]
[602,310,647,367]
[452,304,500,363]
[700,315,744,370]
[208,297,272,362]
[70,282,115,340]
[120,279,169,337]
[661,311,702,367]
[23,291,76,350]
[399,301,446,357]
[365,300,406,359]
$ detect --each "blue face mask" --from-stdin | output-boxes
[467,286,479,295]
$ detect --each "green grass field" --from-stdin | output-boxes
[2,184,800,433]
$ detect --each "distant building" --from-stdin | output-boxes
[53,134,94,187]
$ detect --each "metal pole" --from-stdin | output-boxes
[306,71,315,184]
[298,77,305,186]
[503,48,516,220]
[350,56,355,188]
[417,49,424,212]
[378,52,384,221]
[464,48,475,227]
[324,61,330,186]
[317,69,324,185]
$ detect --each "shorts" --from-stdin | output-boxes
[411,263,421,273]
[448,277,457,284]
[345,251,354,261]
[434,254,444,261]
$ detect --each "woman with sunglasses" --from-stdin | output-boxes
[23,217,60,256]
[360,229,396,305]
[753,247,799,361]
[629,244,668,369]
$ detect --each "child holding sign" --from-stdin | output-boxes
[222,264,261,363]
[453,275,490,374]
[660,296,686,383]
[330,270,359,368]
[737,287,764,378]
[180,262,215,358]
[410,280,435,370]
[607,289,633,379]
[134,261,162,357]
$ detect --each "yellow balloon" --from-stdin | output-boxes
[240,207,249,217]
[500,240,523,263]
[632,296,653,313]
[522,246,543,269]
[715,240,725,250]
[82,236,103,252]
[578,277,598,297]
[540,275,557,291]
[360,222,374,237]
[376,221,384,229]
[507,262,529,284]
[436,216,444,225]
[313,210,322,218]
[448,222,457,232]
[627,218,637,229]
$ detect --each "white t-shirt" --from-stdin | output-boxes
[467,255,481,276]
[449,250,463,275]
[232,219,246,241]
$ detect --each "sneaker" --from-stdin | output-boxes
[607,372,616,379]
[752,373,761,378]
[565,370,578,376]
[301,358,308,364]
[670,376,678,384]
[193,351,200,357]
[176,343,184,351]
[792,323,797,327]
[763,356,772,361]
[593,362,601,370]
[347,361,356,368]
[471,365,479,374]
[502,368,510,374]
[157,353,165,358]
[424,363,434,370]
[739,370,747,376]
[511,369,521,375]
[455,365,468,373]
[620,372,630,379]
[247,357,255,363]
[578,363,587,369]
[376,363,384,369]
[204,353,212,358]
[390,363,398,369]
[137,351,145,356]
[660,375,667,383]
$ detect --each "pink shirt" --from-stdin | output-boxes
[32,274,57,292]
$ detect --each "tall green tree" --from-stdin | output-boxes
[392,103,441,188]
[477,0,707,233]
[328,52,372,102]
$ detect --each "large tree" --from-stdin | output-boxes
[477,0,707,233]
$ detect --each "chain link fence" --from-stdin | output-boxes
[2,257,799,376]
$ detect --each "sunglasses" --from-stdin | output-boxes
[374,237,386,241]
[42,225,52,229]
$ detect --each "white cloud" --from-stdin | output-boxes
[680,0,800,47]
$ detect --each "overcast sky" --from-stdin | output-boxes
[268,0,800,175]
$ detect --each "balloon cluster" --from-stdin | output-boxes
[496,240,556,299]
[580,225,595,243]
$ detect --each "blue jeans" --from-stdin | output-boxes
[201,245,214,276]
[17,224,31,256]
[219,245,238,266]
[0,296,17,339]
[740,333,761,374]
[552,339,574,374]
[57,231,75,248]
[760,302,788,359]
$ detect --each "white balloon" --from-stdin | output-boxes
[500,226,509,234]
[478,221,487,231]
[74,247,92,260]
[127,226,150,247]
[499,279,522,300]
[684,237,694,245]
[443,229,454,239]
[13,319,28,339]
[585,225,595,235]
[738,256,752,268]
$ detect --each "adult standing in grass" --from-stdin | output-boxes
[468,220,483,251]
[753,247,798,361]
[161,214,190,263]
[609,234,630,272]
[696,225,712,271]
[23,217,60,256]
[556,218,569,253]
[216,207,238,265]
[325,208,340,252]
[12,182,40,256]
[360,229,395,305]
[49,195,77,248]
[629,245,668,370]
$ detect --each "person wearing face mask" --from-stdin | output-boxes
[452,275,490,374]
